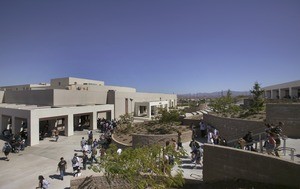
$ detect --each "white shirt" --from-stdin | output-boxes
[72,157,80,167]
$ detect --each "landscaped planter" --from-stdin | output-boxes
[132,130,192,148]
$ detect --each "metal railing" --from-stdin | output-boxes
[227,133,296,161]
[277,147,296,161]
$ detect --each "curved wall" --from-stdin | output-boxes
[132,130,192,148]
[266,103,300,138]
[203,114,265,141]
[203,144,300,188]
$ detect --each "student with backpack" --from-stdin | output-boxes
[2,142,12,161]
[36,175,50,189]
[72,153,80,177]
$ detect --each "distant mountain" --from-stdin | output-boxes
[178,91,251,98]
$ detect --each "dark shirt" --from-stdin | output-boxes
[58,160,67,171]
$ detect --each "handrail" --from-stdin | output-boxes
[227,131,267,144]
[277,147,296,161]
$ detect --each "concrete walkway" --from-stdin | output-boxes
[0,132,299,189]
[0,131,101,189]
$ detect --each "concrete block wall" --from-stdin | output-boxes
[203,144,300,188]
[266,103,300,138]
[203,114,265,141]
[132,130,192,148]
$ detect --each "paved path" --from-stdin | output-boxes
[0,132,299,189]
[0,131,101,189]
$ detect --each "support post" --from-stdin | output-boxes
[65,114,74,136]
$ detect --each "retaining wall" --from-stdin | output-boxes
[266,103,300,138]
[203,114,265,141]
[132,130,192,148]
[203,144,300,188]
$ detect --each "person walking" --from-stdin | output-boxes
[36,175,50,189]
[177,131,182,150]
[80,137,86,150]
[90,147,98,164]
[2,142,12,161]
[72,153,80,177]
[57,157,67,180]
[55,129,59,142]
[199,121,207,138]
[82,152,88,170]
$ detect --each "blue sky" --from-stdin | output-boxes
[0,0,299,94]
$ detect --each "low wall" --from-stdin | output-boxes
[266,103,300,138]
[112,134,132,149]
[181,118,201,127]
[132,130,192,148]
[203,114,265,141]
[203,144,300,188]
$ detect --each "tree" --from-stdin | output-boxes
[210,89,240,115]
[158,108,181,124]
[119,113,134,125]
[90,144,185,189]
[249,82,265,113]
[117,113,134,134]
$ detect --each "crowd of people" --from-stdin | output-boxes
[0,117,116,188]
[1,131,27,161]
[71,118,115,177]
[233,122,284,157]
[2,116,286,188]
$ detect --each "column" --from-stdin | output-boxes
[272,90,277,99]
[0,115,2,134]
[147,104,151,119]
[11,116,16,134]
[29,115,40,146]
[136,105,140,116]
[278,88,282,99]
[65,114,74,136]
[110,110,115,120]
[289,87,293,98]
[91,112,97,130]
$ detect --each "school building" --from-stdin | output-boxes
[0,77,177,146]
[263,80,300,99]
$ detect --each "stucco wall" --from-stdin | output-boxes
[0,91,4,103]
[3,90,54,106]
[0,107,30,135]
[53,89,107,106]
[263,80,300,91]
[203,114,265,141]
[203,144,300,188]
[113,91,177,118]
[266,103,300,138]
[132,130,192,148]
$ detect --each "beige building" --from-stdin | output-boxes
[0,77,177,145]
[263,80,300,99]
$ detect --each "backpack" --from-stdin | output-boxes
[4,145,11,153]
[43,179,50,189]
[72,156,78,164]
